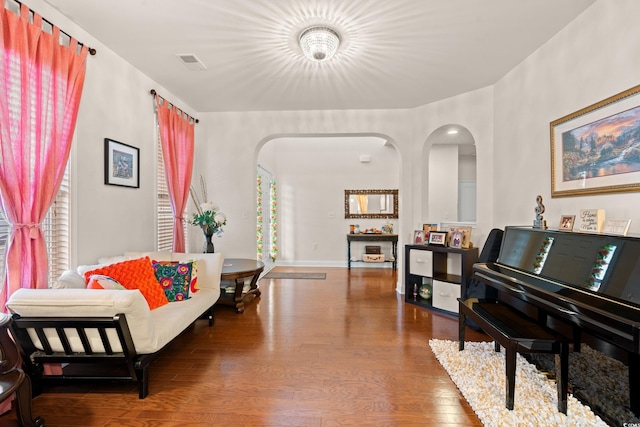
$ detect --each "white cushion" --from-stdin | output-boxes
[53,270,87,289]
[171,253,223,290]
[146,289,219,350]
[124,251,172,262]
[96,255,128,265]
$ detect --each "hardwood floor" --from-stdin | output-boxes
[1,267,488,426]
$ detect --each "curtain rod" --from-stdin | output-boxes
[10,0,96,55]
[150,89,199,124]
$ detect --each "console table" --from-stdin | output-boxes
[219,258,264,313]
[346,234,398,270]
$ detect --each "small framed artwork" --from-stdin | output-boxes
[428,231,448,246]
[559,215,575,231]
[413,230,426,245]
[104,138,139,188]
[449,231,463,249]
[422,223,438,240]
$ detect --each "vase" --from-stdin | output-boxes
[203,233,215,253]
[419,283,432,300]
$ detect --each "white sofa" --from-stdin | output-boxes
[6,251,223,399]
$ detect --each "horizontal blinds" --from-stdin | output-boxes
[44,167,70,287]
[0,209,8,284]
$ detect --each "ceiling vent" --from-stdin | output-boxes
[176,54,207,71]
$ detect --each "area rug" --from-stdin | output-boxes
[527,344,640,427]
[429,339,609,426]
[262,272,326,280]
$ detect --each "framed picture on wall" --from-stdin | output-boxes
[104,138,139,188]
[551,83,640,197]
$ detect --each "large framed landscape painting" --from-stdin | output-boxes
[551,84,640,197]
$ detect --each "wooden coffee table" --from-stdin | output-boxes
[219,258,264,313]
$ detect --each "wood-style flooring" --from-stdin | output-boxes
[1,267,488,426]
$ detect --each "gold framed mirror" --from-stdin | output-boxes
[344,189,398,219]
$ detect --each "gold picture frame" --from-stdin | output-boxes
[551,84,640,197]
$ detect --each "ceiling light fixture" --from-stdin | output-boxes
[447,129,459,135]
[299,26,341,62]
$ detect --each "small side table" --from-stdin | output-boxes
[219,258,264,313]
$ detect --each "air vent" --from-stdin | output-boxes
[176,54,207,71]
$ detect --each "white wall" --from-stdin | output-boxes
[492,0,640,233]
[192,111,415,263]
[413,87,495,247]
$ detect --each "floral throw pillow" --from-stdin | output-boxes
[152,261,193,302]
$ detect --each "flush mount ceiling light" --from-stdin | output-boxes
[299,26,341,62]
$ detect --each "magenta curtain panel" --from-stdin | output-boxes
[0,5,88,310]
[155,95,195,252]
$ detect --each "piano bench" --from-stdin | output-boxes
[458,298,570,414]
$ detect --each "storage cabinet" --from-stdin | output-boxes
[404,244,478,315]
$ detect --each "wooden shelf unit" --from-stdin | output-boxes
[404,244,478,315]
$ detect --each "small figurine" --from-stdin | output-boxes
[533,195,547,229]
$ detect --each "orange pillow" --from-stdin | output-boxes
[84,257,168,310]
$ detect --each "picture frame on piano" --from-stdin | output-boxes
[550,83,640,198]
[558,215,575,231]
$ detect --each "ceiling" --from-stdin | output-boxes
[44,0,596,113]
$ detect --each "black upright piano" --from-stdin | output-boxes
[472,226,640,415]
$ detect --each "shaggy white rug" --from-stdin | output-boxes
[429,339,608,427]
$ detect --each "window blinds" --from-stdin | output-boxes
[157,130,188,251]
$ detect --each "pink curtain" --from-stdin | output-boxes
[0,4,88,310]
[155,95,195,252]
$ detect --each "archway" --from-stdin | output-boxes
[422,125,476,224]
[256,135,400,267]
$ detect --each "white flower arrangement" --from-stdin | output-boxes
[190,176,227,236]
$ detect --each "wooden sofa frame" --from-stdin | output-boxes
[10,305,214,399]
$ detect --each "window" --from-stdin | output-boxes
[0,164,69,288]
[156,131,188,251]
[0,209,8,285]
[44,166,70,287]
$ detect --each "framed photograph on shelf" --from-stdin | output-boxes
[428,231,447,246]
[551,83,640,197]
[413,230,425,245]
[559,215,575,231]
[104,138,139,188]
[449,231,463,249]
[422,223,438,240]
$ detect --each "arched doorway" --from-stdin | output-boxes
[422,125,476,224]
[256,135,400,267]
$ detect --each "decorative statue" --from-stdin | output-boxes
[533,195,547,229]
